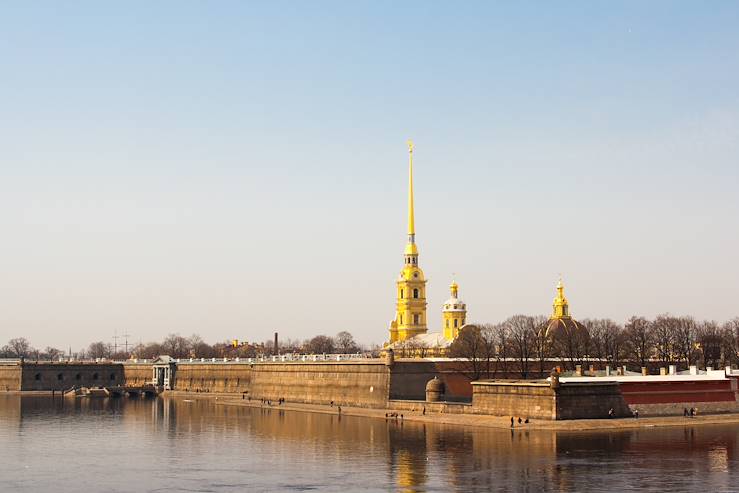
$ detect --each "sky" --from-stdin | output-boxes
[1,2,738,351]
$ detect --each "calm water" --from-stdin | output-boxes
[1,395,738,492]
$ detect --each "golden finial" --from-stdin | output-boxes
[407,139,414,153]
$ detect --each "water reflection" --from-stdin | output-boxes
[0,394,738,492]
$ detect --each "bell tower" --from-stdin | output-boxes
[389,140,428,343]
[442,280,466,340]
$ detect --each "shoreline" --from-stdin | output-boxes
[205,394,739,432]
[5,390,739,431]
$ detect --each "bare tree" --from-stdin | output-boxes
[87,341,110,359]
[672,316,697,369]
[531,315,550,377]
[492,323,511,377]
[189,334,216,358]
[43,347,63,361]
[697,320,722,368]
[306,335,335,354]
[652,314,678,366]
[449,324,490,381]
[161,333,191,358]
[335,331,359,353]
[506,315,537,378]
[584,318,624,368]
[5,338,32,358]
[624,316,653,370]
[721,318,739,367]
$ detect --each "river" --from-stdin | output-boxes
[0,394,737,492]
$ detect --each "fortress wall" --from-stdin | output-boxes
[19,362,125,391]
[123,363,153,386]
[555,383,631,419]
[390,360,473,401]
[247,361,391,407]
[0,364,21,391]
[472,382,556,420]
[173,364,251,393]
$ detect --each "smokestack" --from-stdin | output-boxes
[274,332,279,356]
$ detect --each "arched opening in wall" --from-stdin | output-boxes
[57,373,63,381]
[413,289,419,299]
[75,373,81,381]
[92,373,99,381]
[109,373,116,381]
[34,373,41,381]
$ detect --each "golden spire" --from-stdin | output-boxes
[552,275,570,319]
[407,139,415,237]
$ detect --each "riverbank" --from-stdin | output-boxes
[208,394,739,431]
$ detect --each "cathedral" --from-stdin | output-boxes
[384,141,584,357]
[386,141,467,355]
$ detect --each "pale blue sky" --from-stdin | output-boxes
[1,2,738,350]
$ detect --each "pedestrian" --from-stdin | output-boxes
[400,414,403,420]
[683,408,688,417]
[608,408,614,418]
[524,417,529,424]
[690,407,695,417]
[338,406,341,414]
[422,407,426,416]
[517,417,522,424]
[510,417,514,427]
[634,409,639,419]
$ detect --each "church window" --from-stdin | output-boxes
[400,289,404,299]
[413,288,419,299]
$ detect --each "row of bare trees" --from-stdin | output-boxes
[0,331,365,361]
[449,315,739,380]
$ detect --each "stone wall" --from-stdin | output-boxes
[173,363,251,393]
[19,362,125,391]
[471,380,632,420]
[248,361,390,407]
[389,360,472,401]
[123,363,153,386]
[0,363,21,391]
[472,381,556,420]
[555,383,631,419]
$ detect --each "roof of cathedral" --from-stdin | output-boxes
[387,331,453,349]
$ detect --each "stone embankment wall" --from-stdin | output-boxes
[619,378,739,416]
[174,363,251,393]
[19,362,125,391]
[248,361,390,407]
[0,363,21,391]
[389,360,472,401]
[470,380,632,420]
[123,363,153,386]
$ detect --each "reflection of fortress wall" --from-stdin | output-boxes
[0,363,21,391]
